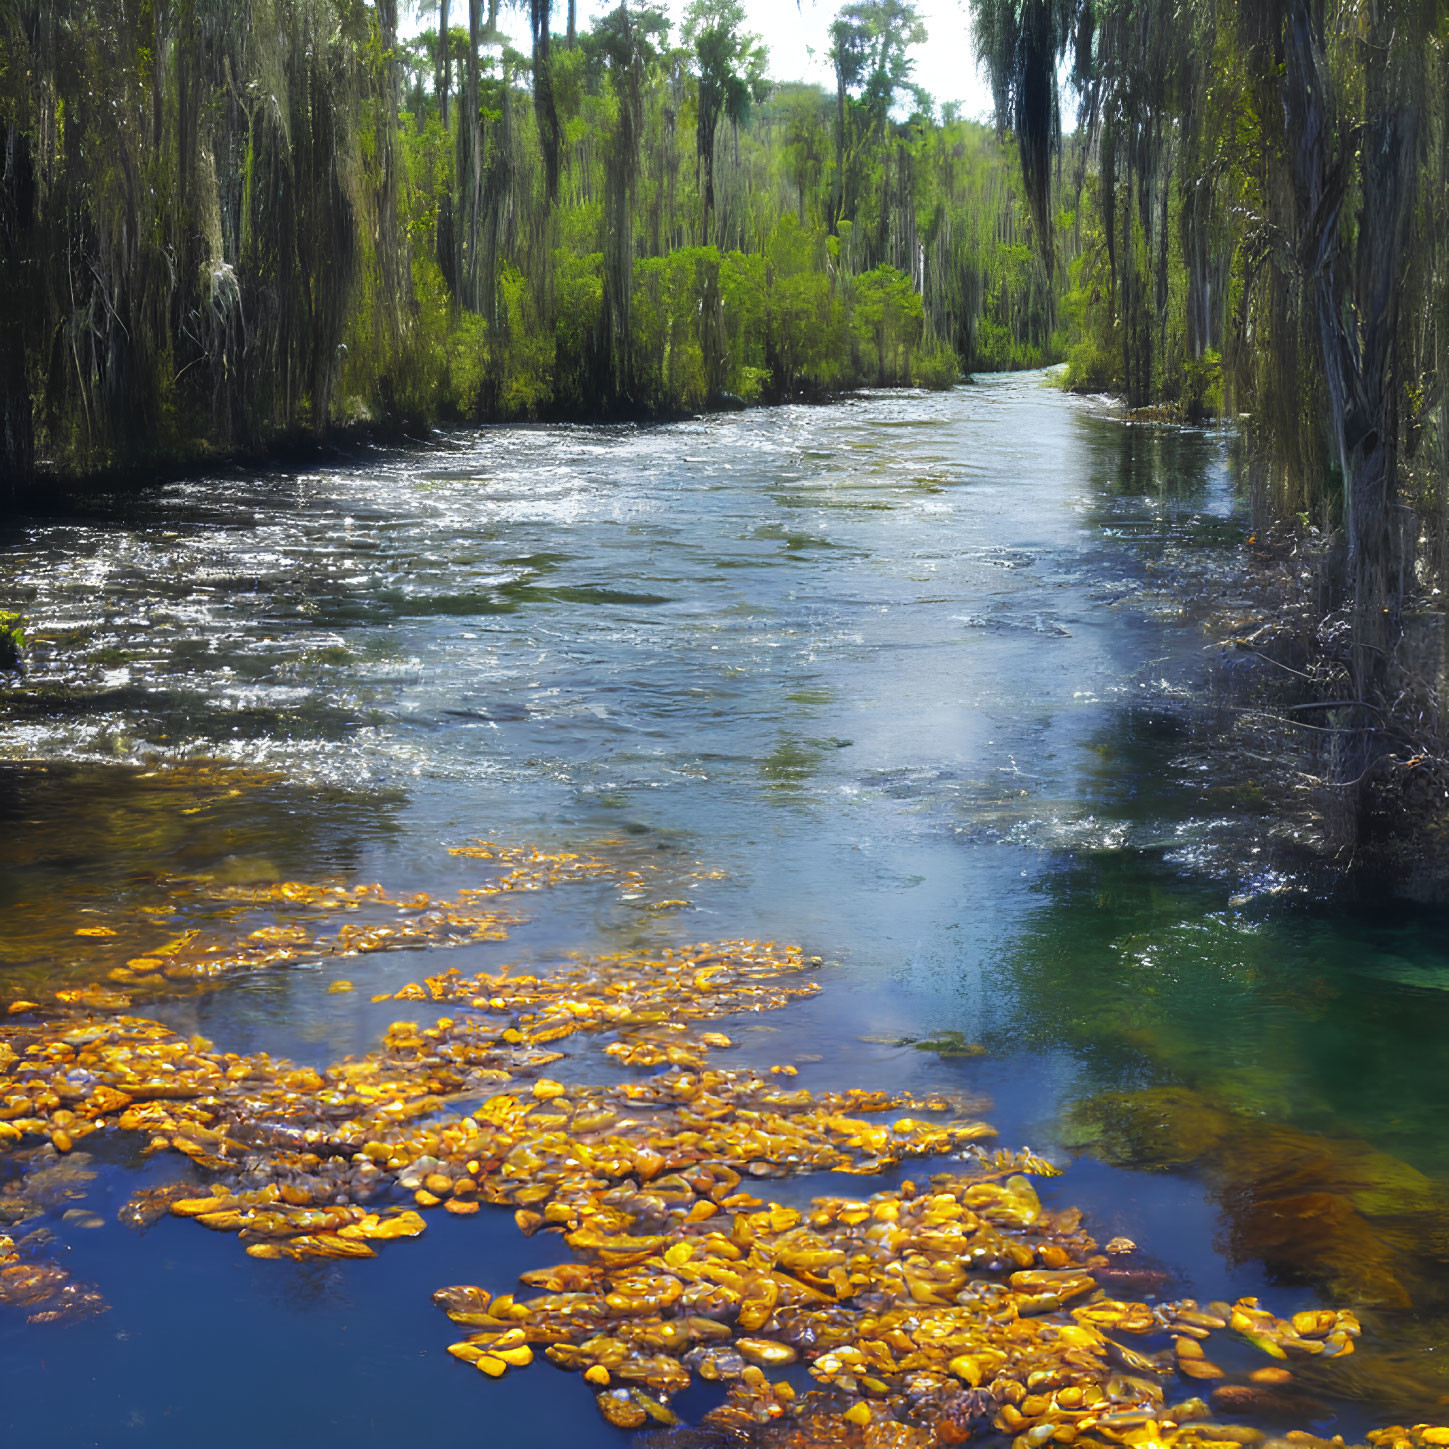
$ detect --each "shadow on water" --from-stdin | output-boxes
[0,1196,626,1449]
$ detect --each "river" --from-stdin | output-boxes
[2,374,1448,1446]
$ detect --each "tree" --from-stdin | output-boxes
[1275,0,1432,787]
[436,0,453,128]
[531,0,563,202]
[779,85,831,223]
[971,0,1449,855]
[828,0,926,233]
[591,3,670,402]
[968,0,1081,261]
[682,0,768,241]
[3,0,1077,493]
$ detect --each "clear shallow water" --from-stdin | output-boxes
[2,375,1448,1444]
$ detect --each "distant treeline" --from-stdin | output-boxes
[0,0,1060,488]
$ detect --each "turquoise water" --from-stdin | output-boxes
[2,375,1447,1444]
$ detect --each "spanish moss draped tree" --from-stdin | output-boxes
[683,0,767,243]
[970,0,1079,260]
[0,0,398,487]
[828,0,925,237]
[970,0,1449,863]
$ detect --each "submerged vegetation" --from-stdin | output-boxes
[0,0,1062,493]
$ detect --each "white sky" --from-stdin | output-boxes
[403,0,995,121]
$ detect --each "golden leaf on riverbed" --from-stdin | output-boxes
[0,837,1415,1449]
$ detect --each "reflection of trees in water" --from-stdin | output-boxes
[0,762,404,989]
[1072,412,1249,569]
[976,708,1449,1413]
[1076,411,1223,503]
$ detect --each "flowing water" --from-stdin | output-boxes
[3,373,1449,1446]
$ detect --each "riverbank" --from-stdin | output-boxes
[0,373,962,520]
[1042,380,1449,902]
[1143,496,1449,902]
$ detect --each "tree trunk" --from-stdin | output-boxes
[832,63,845,233]
[1283,0,1420,814]
[603,8,640,406]
[699,111,717,242]
[437,0,451,129]
[531,0,560,203]
[0,123,36,494]
[375,0,411,350]
[458,0,483,310]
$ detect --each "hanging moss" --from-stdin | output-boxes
[972,0,1449,874]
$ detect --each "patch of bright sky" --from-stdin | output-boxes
[402,1,996,122]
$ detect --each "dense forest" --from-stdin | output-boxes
[0,0,1061,490]
[968,0,1449,873]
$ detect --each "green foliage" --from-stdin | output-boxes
[494,265,555,417]
[1062,336,1117,395]
[444,312,493,419]
[0,0,1077,494]
[762,216,843,390]
[0,612,24,671]
[734,365,771,403]
[850,265,924,384]
[1176,349,1223,425]
[912,342,960,390]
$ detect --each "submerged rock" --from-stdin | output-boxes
[1059,1084,1449,1309]
[1211,1383,1332,1419]
[1061,1081,1449,1409]
[1059,1086,1238,1169]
